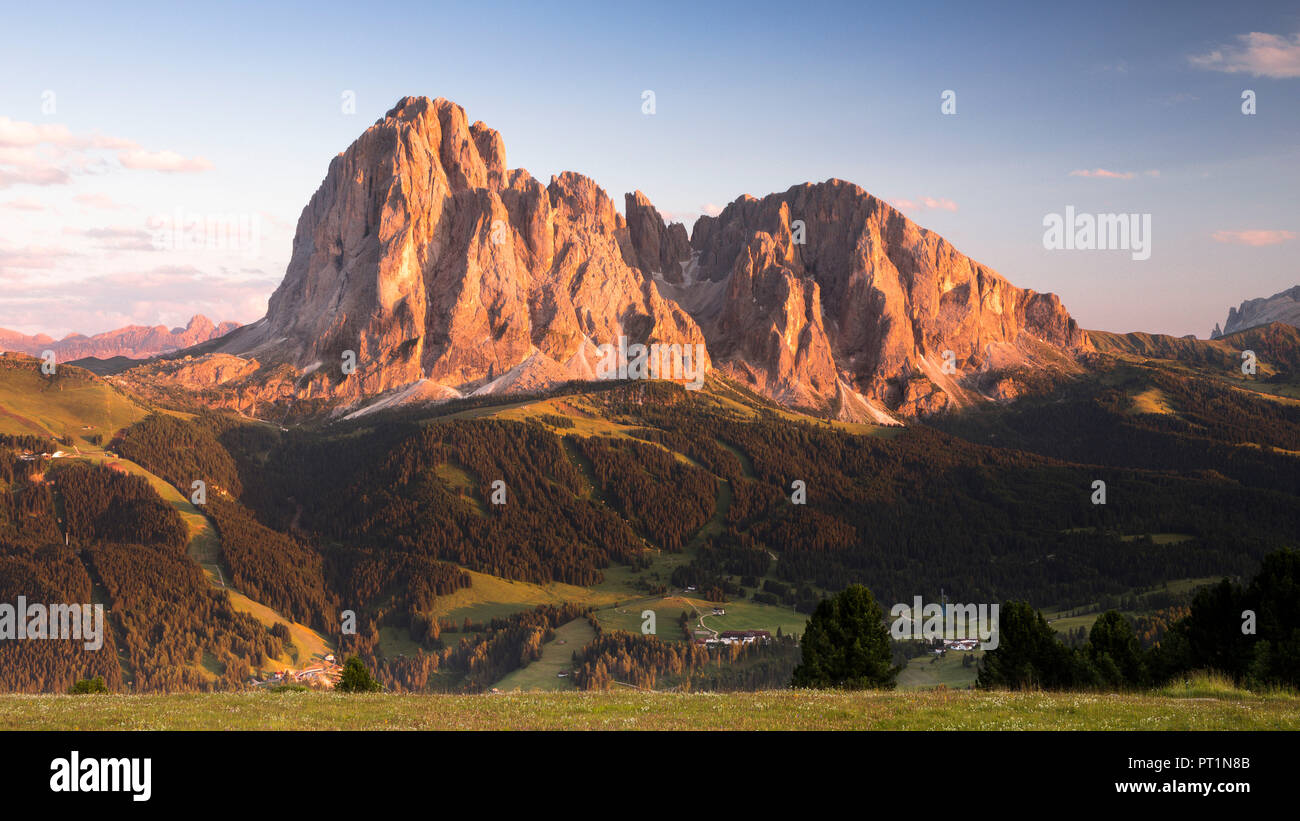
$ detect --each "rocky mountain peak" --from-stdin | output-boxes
[680,178,1090,416]
[214,96,706,404]
[624,191,691,284]
[185,96,1090,421]
[1212,285,1300,338]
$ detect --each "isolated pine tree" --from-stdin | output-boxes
[791,584,898,689]
[335,656,381,692]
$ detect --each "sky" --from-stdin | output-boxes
[0,0,1297,339]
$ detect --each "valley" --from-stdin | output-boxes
[2,321,1296,695]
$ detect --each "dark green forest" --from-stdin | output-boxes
[2,345,1298,692]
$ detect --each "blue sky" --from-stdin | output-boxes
[1,0,1297,337]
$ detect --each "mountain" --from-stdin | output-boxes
[0,315,239,362]
[1211,285,1300,338]
[210,96,704,405]
[674,180,1090,417]
[148,95,1088,421]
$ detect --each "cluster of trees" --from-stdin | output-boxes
[112,413,243,497]
[0,447,121,691]
[333,603,591,693]
[979,550,1300,690]
[206,497,337,632]
[0,546,123,693]
[0,478,62,548]
[88,541,286,691]
[56,463,187,550]
[572,435,717,551]
[570,385,1296,610]
[325,547,470,615]
[933,364,1300,494]
[263,420,645,586]
[446,603,589,691]
[0,421,318,693]
[572,624,801,691]
[0,434,55,479]
[627,427,744,482]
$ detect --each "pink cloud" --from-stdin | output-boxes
[73,226,158,251]
[0,267,274,337]
[1190,32,1300,79]
[0,118,77,148]
[1211,229,1296,246]
[118,149,213,173]
[890,196,959,213]
[0,166,70,188]
[1069,169,1137,180]
[0,198,48,212]
[74,193,129,210]
[0,118,139,152]
[0,245,80,273]
[0,116,203,195]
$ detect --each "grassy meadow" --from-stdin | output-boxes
[3,681,1296,731]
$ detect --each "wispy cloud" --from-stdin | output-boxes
[890,196,958,213]
[72,226,158,252]
[1190,32,1300,79]
[0,166,70,189]
[0,245,81,274]
[74,193,130,210]
[0,266,274,336]
[1069,168,1136,180]
[0,197,50,212]
[0,118,137,151]
[118,149,213,174]
[0,117,210,192]
[1211,229,1296,246]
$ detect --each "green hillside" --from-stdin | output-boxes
[0,354,150,444]
[5,341,1300,695]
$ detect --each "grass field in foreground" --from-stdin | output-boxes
[2,688,1296,731]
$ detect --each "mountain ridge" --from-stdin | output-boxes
[134,95,1090,422]
[1211,285,1300,339]
[0,315,239,362]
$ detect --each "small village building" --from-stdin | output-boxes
[718,630,772,645]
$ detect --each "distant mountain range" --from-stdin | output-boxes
[0,315,238,362]
[1211,285,1300,339]
[130,95,1088,423]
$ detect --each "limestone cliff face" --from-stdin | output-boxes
[624,191,691,284]
[682,180,1091,416]
[155,97,1090,421]
[1212,285,1300,338]
[216,96,706,402]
